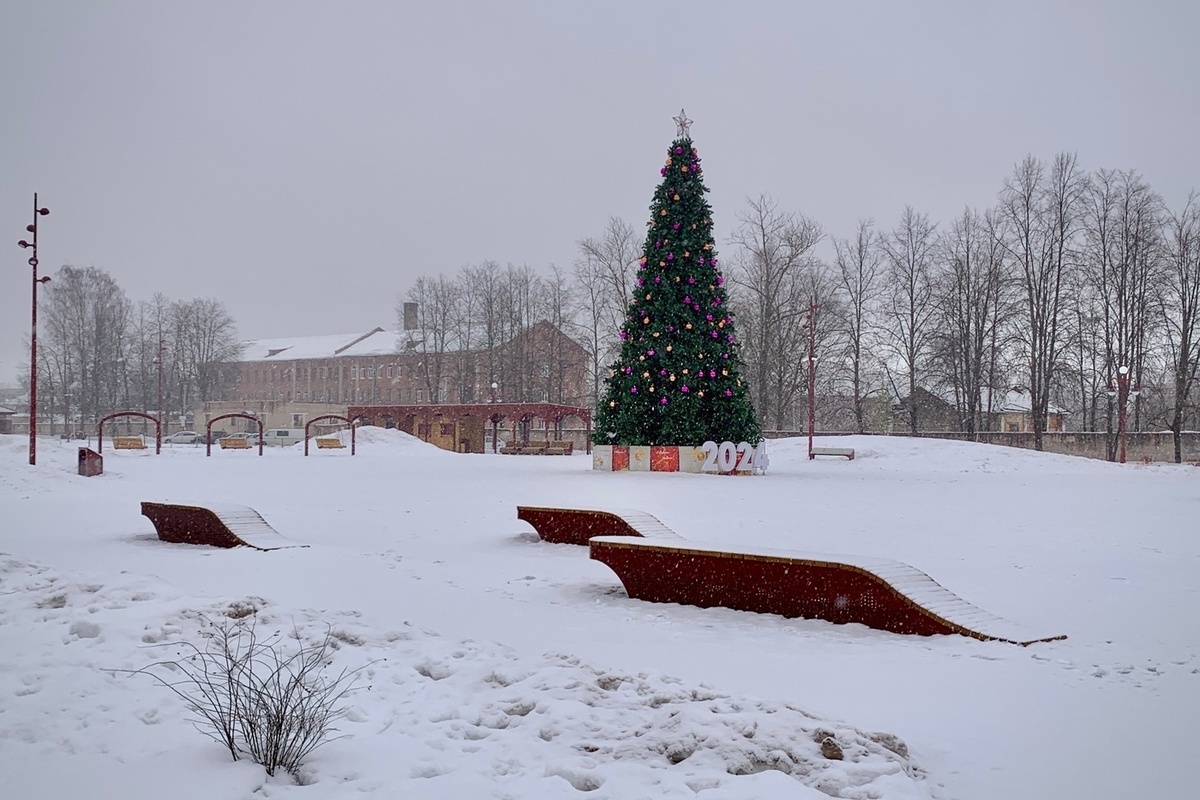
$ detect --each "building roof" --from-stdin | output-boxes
[983,387,1070,416]
[238,328,401,362]
[238,320,583,363]
[0,405,15,415]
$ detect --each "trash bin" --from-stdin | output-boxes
[78,447,104,477]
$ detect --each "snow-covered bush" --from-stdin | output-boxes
[131,615,368,778]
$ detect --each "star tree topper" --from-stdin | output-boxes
[673,108,692,137]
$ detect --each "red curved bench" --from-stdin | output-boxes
[517,505,1063,646]
[141,502,305,551]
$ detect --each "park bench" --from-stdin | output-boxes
[140,501,305,550]
[517,505,1063,646]
[500,440,573,455]
[810,446,855,460]
[500,440,549,455]
[517,505,680,545]
[219,437,252,449]
[315,437,345,449]
[112,436,147,450]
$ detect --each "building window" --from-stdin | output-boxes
[386,365,393,378]
[416,388,424,402]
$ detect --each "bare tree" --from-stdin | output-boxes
[996,153,1087,449]
[573,218,640,409]
[403,274,459,403]
[929,208,1013,435]
[727,194,824,430]
[577,216,640,322]
[880,206,938,434]
[172,298,241,407]
[1082,169,1164,455]
[39,265,132,432]
[832,220,884,433]
[1162,192,1200,462]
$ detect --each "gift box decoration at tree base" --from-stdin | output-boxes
[592,440,767,475]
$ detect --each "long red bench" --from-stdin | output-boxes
[517,505,1064,646]
[141,502,305,551]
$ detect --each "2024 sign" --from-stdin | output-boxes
[699,440,769,474]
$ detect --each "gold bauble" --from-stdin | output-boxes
[660,209,667,216]
[685,323,692,330]
[666,345,672,351]
[669,374,676,382]
[673,194,680,201]
[643,317,649,324]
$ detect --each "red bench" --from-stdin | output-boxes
[517,505,1064,646]
[141,502,305,551]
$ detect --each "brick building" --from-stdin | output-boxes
[200,321,590,438]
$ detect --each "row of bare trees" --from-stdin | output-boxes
[399,261,578,405]
[556,155,1199,461]
[29,264,239,433]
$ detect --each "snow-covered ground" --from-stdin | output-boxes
[1,430,1196,799]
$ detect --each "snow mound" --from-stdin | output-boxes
[0,555,931,799]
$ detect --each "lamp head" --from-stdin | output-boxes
[1118,365,1129,375]
[26,224,35,233]
[18,240,31,248]
[37,207,49,216]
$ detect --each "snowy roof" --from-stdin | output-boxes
[983,387,1070,416]
[238,328,406,362]
[0,405,15,415]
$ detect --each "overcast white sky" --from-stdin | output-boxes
[3,0,1198,385]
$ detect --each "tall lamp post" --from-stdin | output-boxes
[17,193,50,466]
[489,382,500,453]
[154,336,165,451]
[806,299,817,460]
[1107,364,1140,464]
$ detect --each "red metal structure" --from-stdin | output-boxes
[348,402,592,454]
[96,412,162,454]
[204,413,264,456]
[303,414,356,456]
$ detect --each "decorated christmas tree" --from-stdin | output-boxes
[593,111,761,447]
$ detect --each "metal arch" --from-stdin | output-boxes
[205,413,264,456]
[303,414,356,456]
[97,411,163,454]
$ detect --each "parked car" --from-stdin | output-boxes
[204,429,229,444]
[263,428,305,447]
[163,430,200,445]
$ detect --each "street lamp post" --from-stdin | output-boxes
[489,382,500,453]
[1107,365,1141,464]
[17,193,50,466]
[154,336,165,451]
[806,299,817,460]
